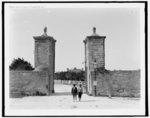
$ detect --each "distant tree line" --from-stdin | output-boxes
[9,58,34,71]
[55,70,85,81]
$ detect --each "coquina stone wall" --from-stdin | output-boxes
[10,71,49,98]
[34,29,56,93]
[84,28,106,95]
[91,70,140,97]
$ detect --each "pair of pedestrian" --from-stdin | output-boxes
[71,83,83,102]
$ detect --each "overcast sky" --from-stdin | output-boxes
[5,3,144,71]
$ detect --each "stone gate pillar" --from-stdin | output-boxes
[84,27,106,96]
[33,27,56,94]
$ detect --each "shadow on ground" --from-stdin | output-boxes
[80,100,97,102]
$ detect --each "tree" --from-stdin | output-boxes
[9,58,34,71]
[55,68,85,81]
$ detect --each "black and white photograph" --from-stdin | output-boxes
[2,1,148,117]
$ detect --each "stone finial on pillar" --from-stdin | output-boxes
[43,27,47,36]
[93,27,96,34]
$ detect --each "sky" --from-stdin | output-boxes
[5,3,144,71]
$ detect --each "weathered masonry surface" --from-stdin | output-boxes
[84,27,106,95]
[84,28,140,97]
[10,71,49,97]
[34,28,56,93]
[9,28,56,97]
[91,70,140,97]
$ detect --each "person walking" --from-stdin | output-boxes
[71,84,78,102]
[77,84,83,101]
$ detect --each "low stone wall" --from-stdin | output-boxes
[10,70,140,98]
[55,80,84,85]
[94,70,140,97]
[10,71,49,98]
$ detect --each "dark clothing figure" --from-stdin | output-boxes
[71,84,78,102]
[77,84,83,101]
[78,92,82,101]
